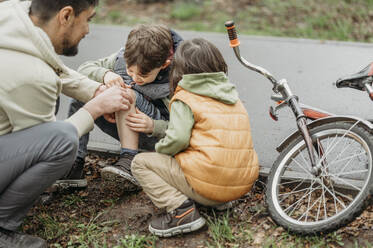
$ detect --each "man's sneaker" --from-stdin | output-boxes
[101,152,140,191]
[149,199,206,237]
[54,157,87,189]
[0,227,47,248]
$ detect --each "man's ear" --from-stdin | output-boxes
[161,59,171,69]
[58,6,75,26]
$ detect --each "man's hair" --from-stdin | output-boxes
[169,38,228,95]
[30,0,98,23]
[124,24,173,76]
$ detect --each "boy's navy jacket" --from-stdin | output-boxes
[113,30,183,101]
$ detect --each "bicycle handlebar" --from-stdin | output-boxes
[224,21,240,48]
[224,20,278,86]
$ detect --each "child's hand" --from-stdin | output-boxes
[126,108,154,134]
[104,71,126,88]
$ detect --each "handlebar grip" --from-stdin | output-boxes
[225,20,240,48]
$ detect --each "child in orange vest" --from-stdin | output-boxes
[131,38,259,237]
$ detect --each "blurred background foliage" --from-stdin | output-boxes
[93,0,373,42]
[3,0,373,42]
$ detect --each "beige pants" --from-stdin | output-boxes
[132,152,220,212]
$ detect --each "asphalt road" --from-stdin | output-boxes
[57,24,373,171]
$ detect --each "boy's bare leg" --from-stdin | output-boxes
[101,90,141,190]
[115,103,139,150]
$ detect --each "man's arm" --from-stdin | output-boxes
[60,67,102,103]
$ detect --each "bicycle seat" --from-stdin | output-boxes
[336,62,373,91]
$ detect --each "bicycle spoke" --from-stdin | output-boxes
[334,189,354,202]
[298,193,322,221]
[278,187,310,197]
[321,177,327,220]
[316,121,359,170]
[329,174,362,192]
[278,178,309,203]
[324,135,354,171]
[329,175,339,215]
[327,152,366,168]
[279,179,304,186]
[304,180,314,222]
[290,157,314,178]
[284,182,319,215]
[329,169,368,177]
[321,148,357,177]
[316,191,322,221]
[320,178,347,209]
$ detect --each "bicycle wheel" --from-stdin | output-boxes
[266,121,373,234]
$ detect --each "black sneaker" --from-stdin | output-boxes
[213,200,239,211]
[149,199,206,237]
[100,152,140,191]
[54,157,87,189]
[0,227,47,248]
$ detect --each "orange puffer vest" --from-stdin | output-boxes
[171,86,259,202]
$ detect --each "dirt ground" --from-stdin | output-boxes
[24,153,264,247]
[23,153,373,248]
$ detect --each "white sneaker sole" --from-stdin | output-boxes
[101,166,141,191]
[149,217,206,237]
[54,179,87,189]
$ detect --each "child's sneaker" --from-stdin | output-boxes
[100,152,141,191]
[149,199,206,237]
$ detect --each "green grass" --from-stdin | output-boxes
[36,214,69,241]
[63,194,83,207]
[170,2,202,20]
[206,210,236,248]
[93,0,373,42]
[113,234,158,248]
[54,212,119,248]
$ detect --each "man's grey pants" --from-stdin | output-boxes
[0,121,78,231]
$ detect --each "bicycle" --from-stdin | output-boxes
[225,20,373,234]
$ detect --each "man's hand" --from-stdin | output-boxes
[83,86,134,120]
[103,71,126,88]
[93,84,107,98]
[104,113,116,123]
[126,108,154,134]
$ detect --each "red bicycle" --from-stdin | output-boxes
[225,21,373,234]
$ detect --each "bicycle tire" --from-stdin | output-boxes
[266,121,373,234]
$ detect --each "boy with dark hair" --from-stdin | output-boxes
[58,24,183,190]
[0,0,133,247]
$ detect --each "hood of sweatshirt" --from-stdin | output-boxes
[178,72,239,104]
[0,0,68,74]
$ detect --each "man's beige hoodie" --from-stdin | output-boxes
[0,0,101,137]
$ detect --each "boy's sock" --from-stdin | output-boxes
[101,147,141,190]
[120,148,138,156]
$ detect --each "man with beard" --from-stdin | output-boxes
[0,0,133,247]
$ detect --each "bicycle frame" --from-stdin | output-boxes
[225,21,320,175]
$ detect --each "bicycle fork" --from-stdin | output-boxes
[274,80,321,176]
